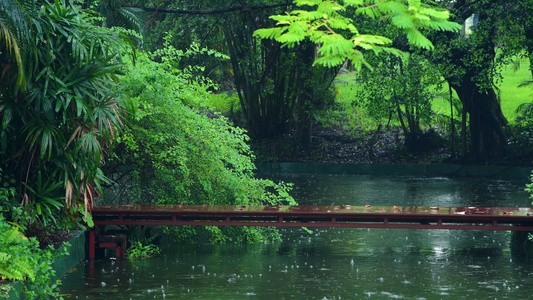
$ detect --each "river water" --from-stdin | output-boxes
[60,174,533,299]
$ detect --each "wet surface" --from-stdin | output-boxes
[62,174,533,299]
[92,204,533,231]
[94,203,533,216]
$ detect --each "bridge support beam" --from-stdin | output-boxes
[88,226,128,260]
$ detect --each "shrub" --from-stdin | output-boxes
[0,215,68,299]
[104,41,296,243]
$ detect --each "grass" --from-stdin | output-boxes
[499,58,532,120]
[335,59,533,124]
[206,92,240,113]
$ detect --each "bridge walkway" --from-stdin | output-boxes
[88,204,533,259]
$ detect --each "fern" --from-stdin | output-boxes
[405,27,433,50]
[392,12,415,29]
[356,5,382,19]
[1,228,20,244]
[378,0,406,15]
[0,225,37,282]
[0,252,35,281]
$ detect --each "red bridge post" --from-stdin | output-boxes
[88,229,96,260]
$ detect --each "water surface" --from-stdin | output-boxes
[61,174,533,299]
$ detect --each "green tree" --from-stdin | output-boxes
[222,5,337,144]
[83,0,145,32]
[356,53,440,151]
[106,41,295,242]
[252,0,460,149]
[122,0,235,88]
[107,0,337,148]
[423,0,533,162]
[425,1,505,161]
[254,0,461,68]
[0,0,132,228]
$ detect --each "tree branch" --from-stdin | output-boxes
[119,3,292,15]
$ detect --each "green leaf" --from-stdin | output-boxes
[378,1,406,15]
[343,0,364,6]
[405,27,434,50]
[391,12,415,29]
[356,6,381,19]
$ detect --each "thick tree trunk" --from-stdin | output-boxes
[451,75,508,161]
[427,3,511,163]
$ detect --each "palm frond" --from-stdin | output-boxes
[99,0,145,34]
[0,0,39,90]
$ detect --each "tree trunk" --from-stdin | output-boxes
[426,2,512,163]
[223,15,294,139]
[296,105,313,149]
[295,42,316,150]
[451,75,508,161]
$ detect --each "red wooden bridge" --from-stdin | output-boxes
[89,204,533,259]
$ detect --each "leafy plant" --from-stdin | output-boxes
[0,0,134,230]
[254,0,461,68]
[0,214,68,299]
[106,39,296,243]
[126,241,160,259]
[0,226,35,282]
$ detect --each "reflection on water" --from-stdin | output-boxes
[278,174,529,207]
[60,174,533,299]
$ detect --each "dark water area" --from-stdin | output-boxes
[60,174,533,299]
[277,173,530,207]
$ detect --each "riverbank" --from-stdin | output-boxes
[251,125,533,167]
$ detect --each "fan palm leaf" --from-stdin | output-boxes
[0,0,39,91]
[95,0,145,33]
[1,0,133,227]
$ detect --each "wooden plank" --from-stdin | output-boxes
[91,204,533,231]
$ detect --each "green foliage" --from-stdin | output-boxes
[223,8,336,140]
[525,172,533,205]
[127,241,160,259]
[86,0,146,33]
[0,215,68,299]
[254,0,461,68]
[206,92,242,119]
[355,53,440,147]
[0,227,35,282]
[110,40,296,242]
[0,168,17,214]
[0,0,134,229]
[424,0,533,161]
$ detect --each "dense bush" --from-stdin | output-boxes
[104,39,296,243]
[0,0,132,232]
[0,214,68,299]
[0,170,68,299]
